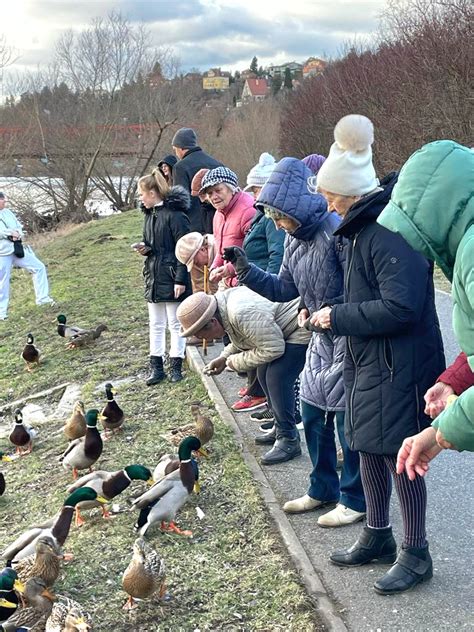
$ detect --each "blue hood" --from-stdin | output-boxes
[255,157,336,241]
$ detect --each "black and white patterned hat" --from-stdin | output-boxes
[199,166,238,194]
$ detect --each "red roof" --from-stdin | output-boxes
[245,78,268,96]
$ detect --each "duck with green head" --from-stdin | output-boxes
[56,315,86,339]
[66,464,152,527]
[99,383,124,438]
[9,410,36,456]
[1,488,107,564]
[132,436,203,537]
[1,576,56,630]
[21,333,41,372]
[0,567,24,624]
[59,410,103,480]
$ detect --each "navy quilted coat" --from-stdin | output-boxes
[331,174,445,454]
[238,157,346,411]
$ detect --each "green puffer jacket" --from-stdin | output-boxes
[378,140,474,451]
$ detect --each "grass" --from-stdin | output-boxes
[0,212,321,631]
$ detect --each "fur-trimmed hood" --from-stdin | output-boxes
[141,185,190,215]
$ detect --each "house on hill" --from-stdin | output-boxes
[203,68,230,91]
[303,57,327,78]
[241,78,269,102]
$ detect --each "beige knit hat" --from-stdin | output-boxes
[175,232,205,271]
[177,292,218,337]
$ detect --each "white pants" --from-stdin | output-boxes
[148,302,186,358]
[0,248,53,318]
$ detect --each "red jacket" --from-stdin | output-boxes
[211,190,256,287]
[437,352,474,394]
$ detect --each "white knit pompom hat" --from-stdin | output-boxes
[316,114,379,196]
[244,152,276,190]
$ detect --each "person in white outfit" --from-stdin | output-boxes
[0,192,55,320]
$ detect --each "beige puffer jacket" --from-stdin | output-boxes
[216,287,310,372]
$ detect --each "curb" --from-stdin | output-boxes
[186,346,348,632]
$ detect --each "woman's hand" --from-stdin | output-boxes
[10,230,21,240]
[310,306,332,329]
[174,284,186,299]
[298,308,309,328]
[396,427,443,480]
[209,266,226,282]
[136,243,151,256]
[423,382,455,419]
[202,356,227,375]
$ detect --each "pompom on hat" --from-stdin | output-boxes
[316,114,379,196]
[244,153,276,190]
[177,292,218,337]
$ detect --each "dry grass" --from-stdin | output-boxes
[0,212,322,631]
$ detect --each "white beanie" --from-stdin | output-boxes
[316,115,378,196]
[244,152,276,190]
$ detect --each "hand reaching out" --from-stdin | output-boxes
[424,382,455,418]
[396,427,443,480]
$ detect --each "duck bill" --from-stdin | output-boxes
[197,447,209,458]
[14,579,25,593]
[1,455,12,462]
[147,478,154,486]
[0,598,17,608]
[96,495,108,504]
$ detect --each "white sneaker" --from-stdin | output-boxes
[317,503,366,528]
[296,421,304,430]
[283,494,332,514]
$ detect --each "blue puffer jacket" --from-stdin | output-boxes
[238,157,346,411]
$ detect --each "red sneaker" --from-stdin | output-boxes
[231,395,267,412]
[238,387,248,397]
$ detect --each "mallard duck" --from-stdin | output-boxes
[21,333,41,372]
[1,577,55,630]
[59,410,103,479]
[66,464,152,527]
[0,453,12,497]
[13,537,61,588]
[0,567,24,624]
[2,488,107,563]
[9,410,36,456]
[152,453,179,482]
[122,538,166,610]
[99,383,124,438]
[168,404,214,448]
[56,315,86,339]
[132,436,203,537]
[66,325,108,350]
[45,596,92,631]
[63,402,86,442]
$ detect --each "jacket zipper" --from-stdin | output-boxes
[383,338,394,382]
[346,233,359,450]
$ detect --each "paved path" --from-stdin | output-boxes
[193,290,474,632]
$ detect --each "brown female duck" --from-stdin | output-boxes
[122,538,166,610]
[63,402,86,442]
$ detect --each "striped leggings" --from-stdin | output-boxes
[360,452,427,548]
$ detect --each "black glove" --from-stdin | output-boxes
[222,246,250,277]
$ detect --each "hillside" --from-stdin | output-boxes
[0,212,319,631]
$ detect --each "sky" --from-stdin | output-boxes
[1,0,387,78]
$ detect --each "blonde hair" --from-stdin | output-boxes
[138,168,170,199]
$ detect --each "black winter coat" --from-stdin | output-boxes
[330,174,445,455]
[142,186,193,303]
[172,146,222,233]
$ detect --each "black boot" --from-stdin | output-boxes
[374,543,433,595]
[169,357,184,383]
[330,526,397,567]
[260,435,301,465]
[255,425,276,445]
[146,356,166,386]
